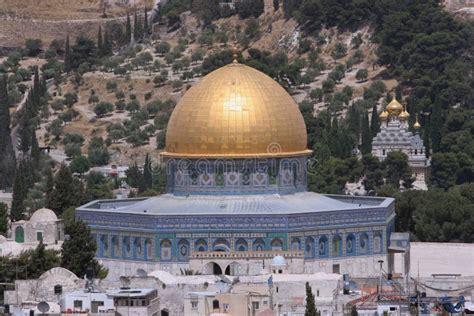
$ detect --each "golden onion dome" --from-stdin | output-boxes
[386,97,403,116]
[161,62,311,158]
[413,115,421,129]
[399,105,410,120]
[379,109,389,121]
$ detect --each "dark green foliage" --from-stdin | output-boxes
[85,171,113,201]
[143,154,153,191]
[0,202,8,234]
[25,38,43,57]
[370,103,380,137]
[61,220,108,279]
[360,111,371,155]
[11,159,34,221]
[70,155,90,175]
[47,164,84,215]
[87,137,110,166]
[64,35,72,73]
[97,26,103,56]
[125,13,132,44]
[0,75,16,189]
[395,184,474,243]
[351,305,358,316]
[430,97,442,152]
[236,0,264,19]
[273,0,280,11]
[382,151,414,189]
[134,11,143,41]
[70,36,97,69]
[304,282,320,316]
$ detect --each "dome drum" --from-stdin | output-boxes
[165,156,308,195]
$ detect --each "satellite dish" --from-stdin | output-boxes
[37,302,50,314]
[136,269,147,277]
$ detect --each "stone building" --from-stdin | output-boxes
[372,98,430,190]
[77,58,395,281]
[10,208,64,244]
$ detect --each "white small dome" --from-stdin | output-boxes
[271,255,287,266]
[30,208,58,223]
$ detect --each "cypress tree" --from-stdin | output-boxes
[61,220,107,279]
[143,154,153,191]
[360,110,372,155]
[134,11,143,41]
[125,13,132,44]
[17,109,32,153]
[144,7,149,35]
[64,34,72,73]
[423,120,431,158]
[31,129,41,168]
[97,25,103,56]
[0,75,16,189]
[45,167,54,209]
[48,164,77,215]
[304,282,319,316]
[11,159,32,221]
[430,97,442,152]
[103,28,113,56]
[0,202,8,234]
[370,103,380,137]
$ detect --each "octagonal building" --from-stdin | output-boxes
[76,60,395,279]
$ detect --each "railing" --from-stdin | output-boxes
[190,250,304,259]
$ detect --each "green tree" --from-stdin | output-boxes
[28,241,60,279]
[143,154,153,191]
[0,202,8,234]
[97,26,103,56]
[0,75,16,189]
[356,68,368,82]
[360,111,372,155]
[125,12,132,44]
[64,35,72,73]
[47,164,82,215]
[304,282,320,316]
[133,11,143,41]
[331,42,347,60]
[383,151,413,189]
[431,97,442,152]
[351,305,358,316]
[370,103,380,137]
[87,137,110,166]
[70,155,91,175]
[61,220,108,279]
[25,38,43,57]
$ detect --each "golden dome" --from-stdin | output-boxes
[413,115,421,129]
[386,97,403,116]
[379,109,389,121]
[162,62,311,158]
[399,105,410,120]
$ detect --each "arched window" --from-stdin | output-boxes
[178,239,190,261]
[134,238,142,257]
[111,236,119,258]
[332,235,342,257]
[253,238,265,251]
[235,238,248,252]
[160,239,172,261]
[123,237,131,257]
[195,239,207,252]
[100,235,108,256]
[373,232,383,253]
[359,233,369,254]
[290,237,300,251]
[305,237,315,258]
[346,234,356,255]
[212,299,220,310]
[144,238,153,260]
[15,226,24,243]
[383,149,386,156]
[318,236,328,257]
[271,238,283,251]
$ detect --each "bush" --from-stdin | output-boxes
[65,143,82,158]
[356,68,369,82]
[322,79,335,93]
[155,41,171,55]
[63,133,85,146]
[115,100,126,111]
[126,100,140,113]
[331,42,347,60]
[64,92,79,108]
[87,137,110,166]
[25,38,42,57]
[106,80,117,91]
[94,102,114,117]
[70,156,90,174]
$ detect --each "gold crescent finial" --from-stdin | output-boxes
[232,41,239,63]
[414,114,421,129]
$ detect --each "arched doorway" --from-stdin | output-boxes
[204,262,222,275]
[224,262,241,276]
[15,226,24,243]
[160,309,169,316]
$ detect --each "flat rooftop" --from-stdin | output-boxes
[77,192,393,216]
